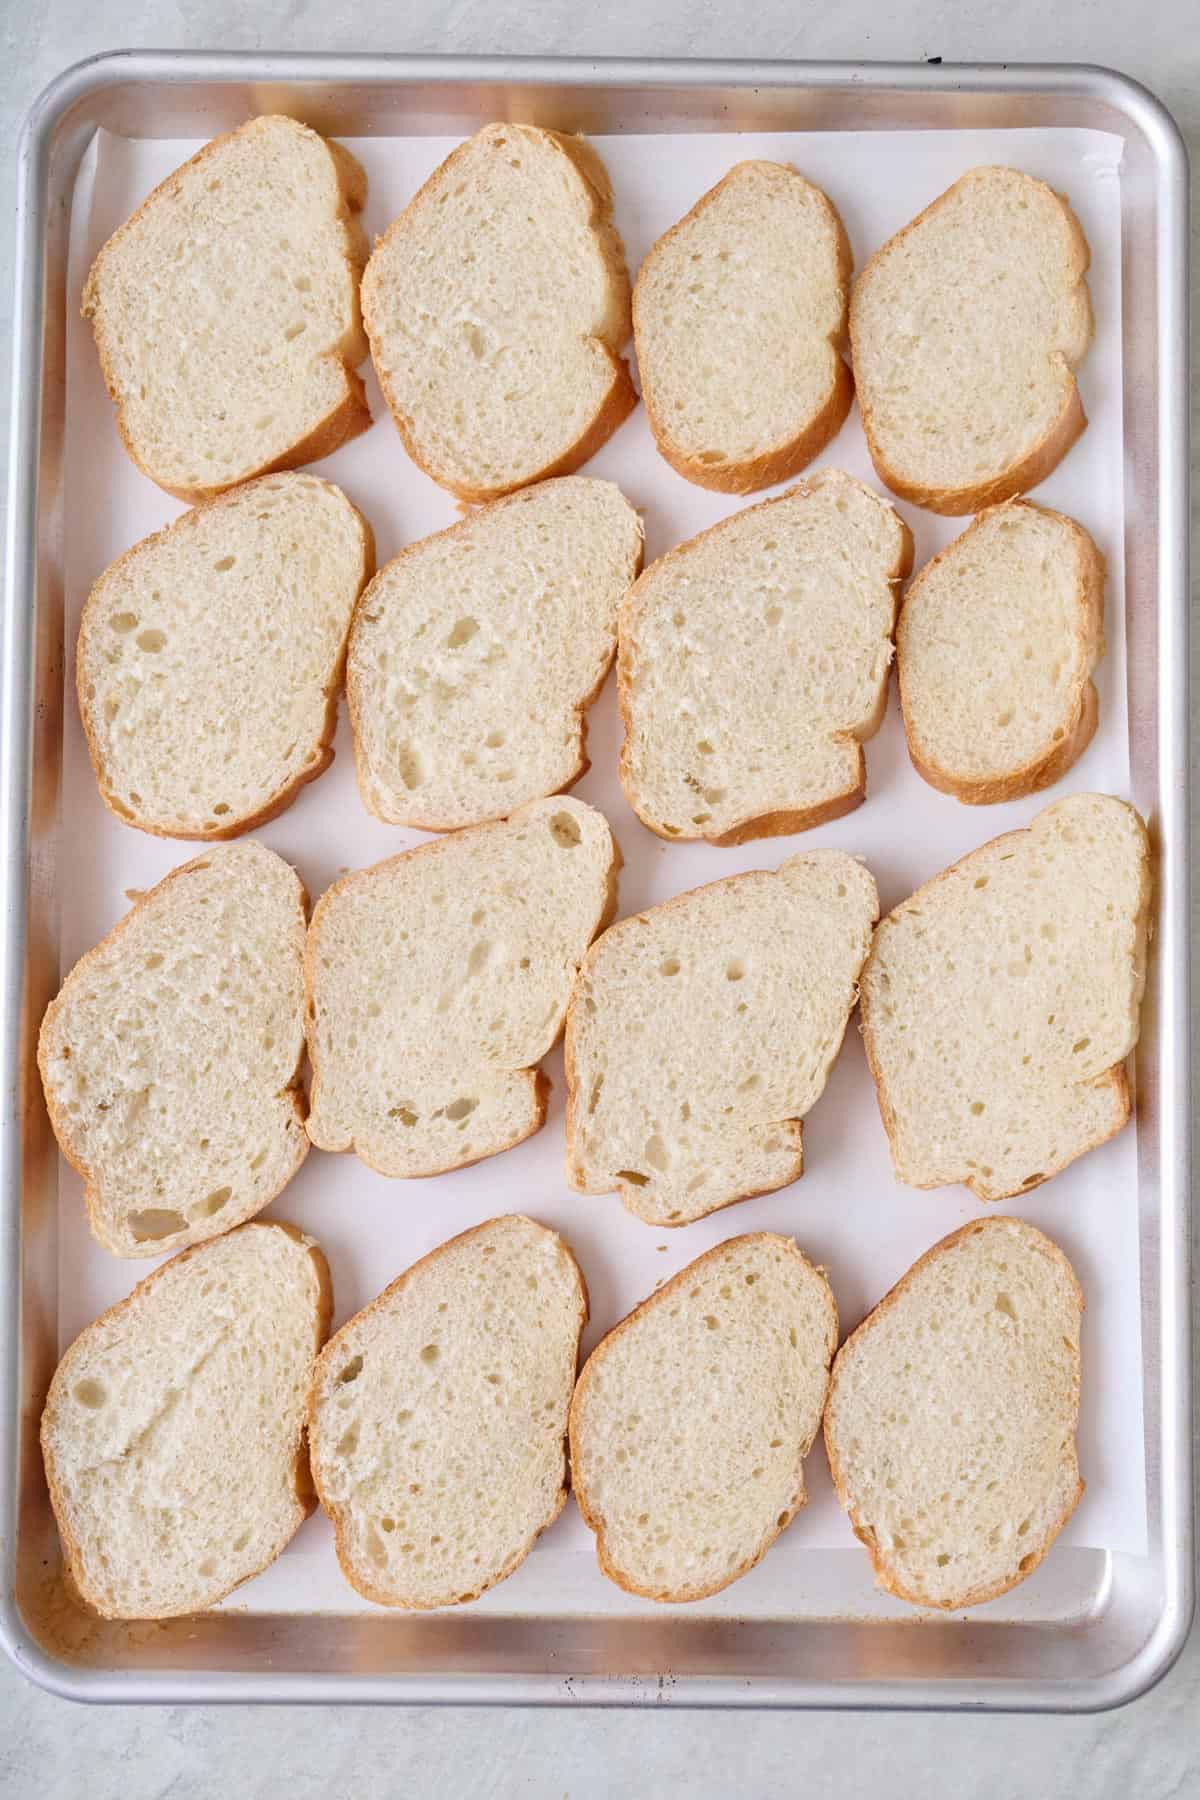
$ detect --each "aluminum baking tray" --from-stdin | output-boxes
[1,53,1190,1710]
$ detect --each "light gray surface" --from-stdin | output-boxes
[1,1,1197,1795]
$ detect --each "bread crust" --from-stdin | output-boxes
[823,1216,1084,1609]
[41,1221,332,1619]
[634,161,855,495]
[37,844,312,1257]
[897,500,1105,804]
[569,1233,837,1601]
[346,480,644,831]
[308,1214,588,1608]
[76,475,375,842]
[850,168,1094,515]
[82,116,371,503]
[363,125,636,503]
[617,473,914,846]
[858,798,1151,1202]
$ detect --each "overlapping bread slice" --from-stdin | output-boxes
[83,115,370,501]
[565,850,878,1226]
[633,160,853,493]
[897,499,1105,803]
[850,166,1093,514]
[38,842,309,1257]
[305,797,619,1177]
[824,1217,1084,1609]
[362,124,636,502]
[41,1222,330,1619]
[859,792,1151,1200]
[309,1215,586,1607]
[570,1234,837,1602]
[618,471,912,846]
[77,473,374,839]
[347,477,643,830]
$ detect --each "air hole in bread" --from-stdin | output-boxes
[284,321,307,341]
[645,1135,669,1172]
[420,1343,440,1365]
[660,957,680,977]
[129,1207,185,1241]
[73,1378,106,1409]
[213,556,236,572]
[111,613,137,633]
[337,1355,364,1386]
[485,730,506,749]
[397,747,423,791]
[136,629,166,653]
[617,1169,649,1187]
[446,617,479,649]
[444,1097,478,1123]
[388,1104,418,1126]
[198,1186,231,1217]
[726,960,745,982]
[549,811,582,849]
[337,1423,359,1456]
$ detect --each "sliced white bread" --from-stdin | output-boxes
[83,116,370,502]
[824,1216,1084,1610]
[859,792,1151,1201]
[361,124,636,502]
[897,499,1105,804]
[305,796,619,1177]
[618,471,913,846]
[347,477,643,830]
[850,166,1093,514]
[77,473,374,840]
[633,160,854,493]
[309,1215,586,1607]
[41,1221,330,1619]
[565,850,878,1226]
[38,842,309,1258]
[569,1234,837,1602]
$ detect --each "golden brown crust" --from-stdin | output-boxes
[362,125,636,503]
[569,1233,838,1602]
[850,170,1093,515]
[898,500,1105,804]
[823,1216,1084,1610]
[858,801,1150,1202]
[616,474,914,847]
[76,475,375,842]
[346,481,644,831]
[41,1221,331,1619]
[82,115,371,503]
[304,801,621,1178]
[634,163,854,495]
[308,1214,587,1608]
[37,845,312,1257]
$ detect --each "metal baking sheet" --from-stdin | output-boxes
[1,54,1191,1710]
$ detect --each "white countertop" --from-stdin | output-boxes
[2,3,1197,1795]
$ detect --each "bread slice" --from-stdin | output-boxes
[859,792,1150,1201]
[633,161,853,493]
[305,796,619,1177]
[77,474,374,840]
[618,471,913,846]
[39,842,309,1257]
[309,1215,586,1607]
[570,1234,837,1602]
[824,1216,1083,1609]
[83,116,370,502]
[347,478,643,831]
[566,850,878,1226]
[850,167,1093,514]
[41,1221,330,1619]
[897,500,1105,804]
[361,124,636,502]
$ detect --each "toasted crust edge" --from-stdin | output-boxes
[823,1216,1084,1610]
[362,125,637,504]
[858,797,1152,1202]
[849,168,1094,516]
[82,116,372,504]
[37,845,312,1258]
[616,473,914,846]
[304,798,622,1178]
[41,1220,332,1620]
[308,1214,588,1608]
[569,1233,838,1602]
[76,475,376,843]
[346,480,644,830]
[897,500,1106,804]
[634,162,855,495]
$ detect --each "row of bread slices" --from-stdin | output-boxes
[42,1211,1085,1620]
[39,789,1150,1261]
[78,469,1105,847]
[84,120,1092,517]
